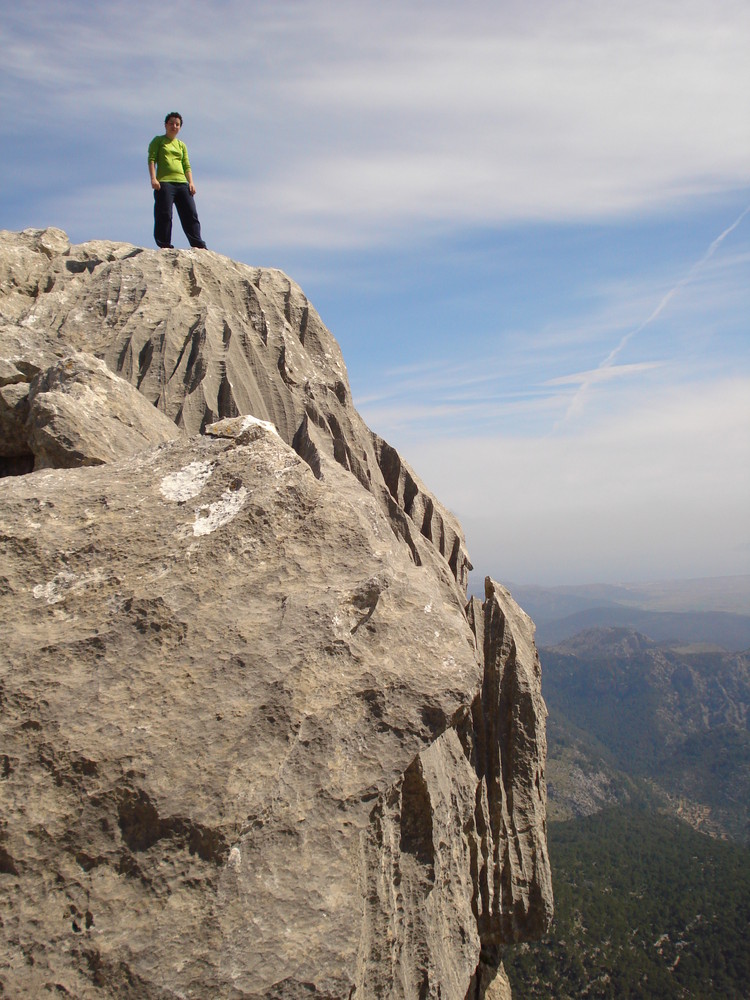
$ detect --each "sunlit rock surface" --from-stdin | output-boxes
[0,229,552,998]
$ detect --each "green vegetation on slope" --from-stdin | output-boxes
[541,630,750,840]
[503,805,750,999]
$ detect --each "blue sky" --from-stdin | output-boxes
[2,0,749,586]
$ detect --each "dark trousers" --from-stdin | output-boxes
[154,182,206,248]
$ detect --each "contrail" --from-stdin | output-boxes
[560,203,750,424]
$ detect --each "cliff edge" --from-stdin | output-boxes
[0,229,552,999]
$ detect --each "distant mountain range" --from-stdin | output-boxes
[506,575,750,615]
[498,576,750,996]
[537,607,750,650]
[541,626,749,842]
[495,576,750,651]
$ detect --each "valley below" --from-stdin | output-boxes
[499,577,750,998]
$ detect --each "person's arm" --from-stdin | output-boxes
[148,137,161,190]
[181,142,196,196]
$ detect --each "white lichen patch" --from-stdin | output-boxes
[33,568,106,605]
[160,460,214,502]
[193,487,248,536]
[205,414,279,439]
[238,414,278,435]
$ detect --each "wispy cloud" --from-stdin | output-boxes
[559,204,750,423]
[3,1,750,249]
[546,362,665,387]
[353,231,749,442]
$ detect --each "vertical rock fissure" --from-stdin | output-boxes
[399,759,435,877]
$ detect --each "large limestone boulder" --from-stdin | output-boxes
[0,229,552,998]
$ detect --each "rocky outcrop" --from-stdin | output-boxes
[0,229,552,998]
[359,580,551,999]
[0,228,469,597]
[20,351,181,470]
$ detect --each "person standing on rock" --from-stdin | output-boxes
[148,112,207,250]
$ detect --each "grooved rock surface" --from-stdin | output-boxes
[0,227,470,597]
[0,229,552,998]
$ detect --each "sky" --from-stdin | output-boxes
[2,0,749,587]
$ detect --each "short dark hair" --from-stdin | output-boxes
[164,112,183,125]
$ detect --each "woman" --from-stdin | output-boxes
[148,112,207,249]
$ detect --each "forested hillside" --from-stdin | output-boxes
[541,628,750,841]
[503,806,750,999]
[514,619,750,997]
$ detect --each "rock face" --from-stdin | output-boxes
[0,229,552,998]
[0,228,469,598]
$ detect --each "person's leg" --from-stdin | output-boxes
[154,183,175,248]
[173,184,206,248]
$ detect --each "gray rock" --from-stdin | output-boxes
[0,345,181,474]
[0,325,65,472]
[0,326,62,388]
[25,351,182,469]
[356,577,552,999]
[0,381,31,464]
[0,229,552,998]
[0,228,470,597]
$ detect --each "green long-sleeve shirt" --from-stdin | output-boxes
[148,135,191,183]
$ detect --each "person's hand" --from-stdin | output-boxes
[189,182,197,196]
[151,179,161,191]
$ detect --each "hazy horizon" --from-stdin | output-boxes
[469,573,750,621]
